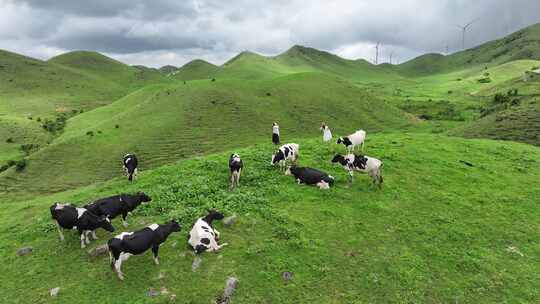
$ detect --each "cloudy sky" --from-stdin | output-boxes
[1,0,539,68]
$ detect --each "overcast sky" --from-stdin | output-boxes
[1,0,539,68]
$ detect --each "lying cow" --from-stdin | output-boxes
[229,153,243,189]
[188,210,228,254]
[50,203,115,248]
[123,154,138,181]
[336,130,366,152]
[84,192,152,228]
[108,220,181,281]
[285,166,335,189]
[271,143,299,171]
[331,153,383,188]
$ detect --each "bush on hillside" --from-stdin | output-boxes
[6,137,13,143]
[115,124,120,129]
[480,92,521,117]
[86,131,94,136]
[400,100,464,121]
[15,159,27,171]
[477,77,492,83]
[42,113,68,133]
[20,143,39,155]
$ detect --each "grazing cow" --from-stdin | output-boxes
[331,153,383,188]
[123,154,138,181]
[188,210,228,254]
[271,143,299,170]
[84,192,152,228]
[336,130,366,152]
[108,220,181,281]
[229,153,243,188]
[272,122,280,145]
[50,203,115,248]
[285,166,335,189]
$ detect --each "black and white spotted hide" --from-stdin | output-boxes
[123,154,138,181]
[50,203,115,248]
[331,153,383,187]
[188,210,227,254]
[108,220,181,280]
[229,153,243,188]
[271,143,299,171]
[285,166,335,189]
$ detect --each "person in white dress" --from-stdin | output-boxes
[320,122,332,142]
[272,122,280,145]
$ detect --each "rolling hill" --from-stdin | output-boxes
[397,22,540,76]
[0,73,411,197]
[1,134,539,303]
[172,59,219,80]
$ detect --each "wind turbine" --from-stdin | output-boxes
[389,50,394,64]
[456,19,479,50]
[374,42,380,64]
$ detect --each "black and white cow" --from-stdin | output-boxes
[188,210,228,254]
[50,203,115,248]
[108,220,181,281]
[123,154,138,181]
[271,143,299,170]
[285,166,335,189]
[331,153,383,187]
[83,192,152,228]
[229,153,243,188]
[336,130,366,152]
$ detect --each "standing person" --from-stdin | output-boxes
[272,122,280,145]
[320,122,332,142]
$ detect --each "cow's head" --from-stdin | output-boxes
[205,209,225,224]
[100,216,116,232]
[271,150,284,165]
[331,154,345,164]
[168,219,181,232]
[336,137,344,145]
[137,192,152,203]
[284,165,298,176]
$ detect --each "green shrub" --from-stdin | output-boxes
[115,124,120,129]
[477,77,492,83]
[6,137,13,143]
[15,159,27,171]
[86,131,94,136]
[42,113,68,133]
[20,143,39,155]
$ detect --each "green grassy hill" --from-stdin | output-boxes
[48,51,165,86]
[172,59,219,80]
[0,73,411,197]
[1,133,539,303]
[398,22,540,76]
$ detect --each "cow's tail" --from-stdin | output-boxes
[128,172,133,181]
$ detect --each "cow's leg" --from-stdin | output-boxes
[152,244,160,265]
[348,170,354,183]
[84,230,92,244]
[79,231,86,249]
[214,229,221,241]
[317,181,330,189]
[229,171,235,189]
[237,168,241,186]
[122,213,129,228]
[115,253,130,280]
[55,220,65,241]
[92,230,98,240]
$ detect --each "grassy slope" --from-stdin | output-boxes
[397,22,540,76]
[1,134,539,303]
[0,116,51,164]
[172,59,219,80]
[0,73,410,197]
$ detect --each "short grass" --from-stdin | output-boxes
[0,73,411,198]
[1,133,539,303]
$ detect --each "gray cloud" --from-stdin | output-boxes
[1,0,539,67]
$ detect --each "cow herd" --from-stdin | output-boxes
[48,122,384,281]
